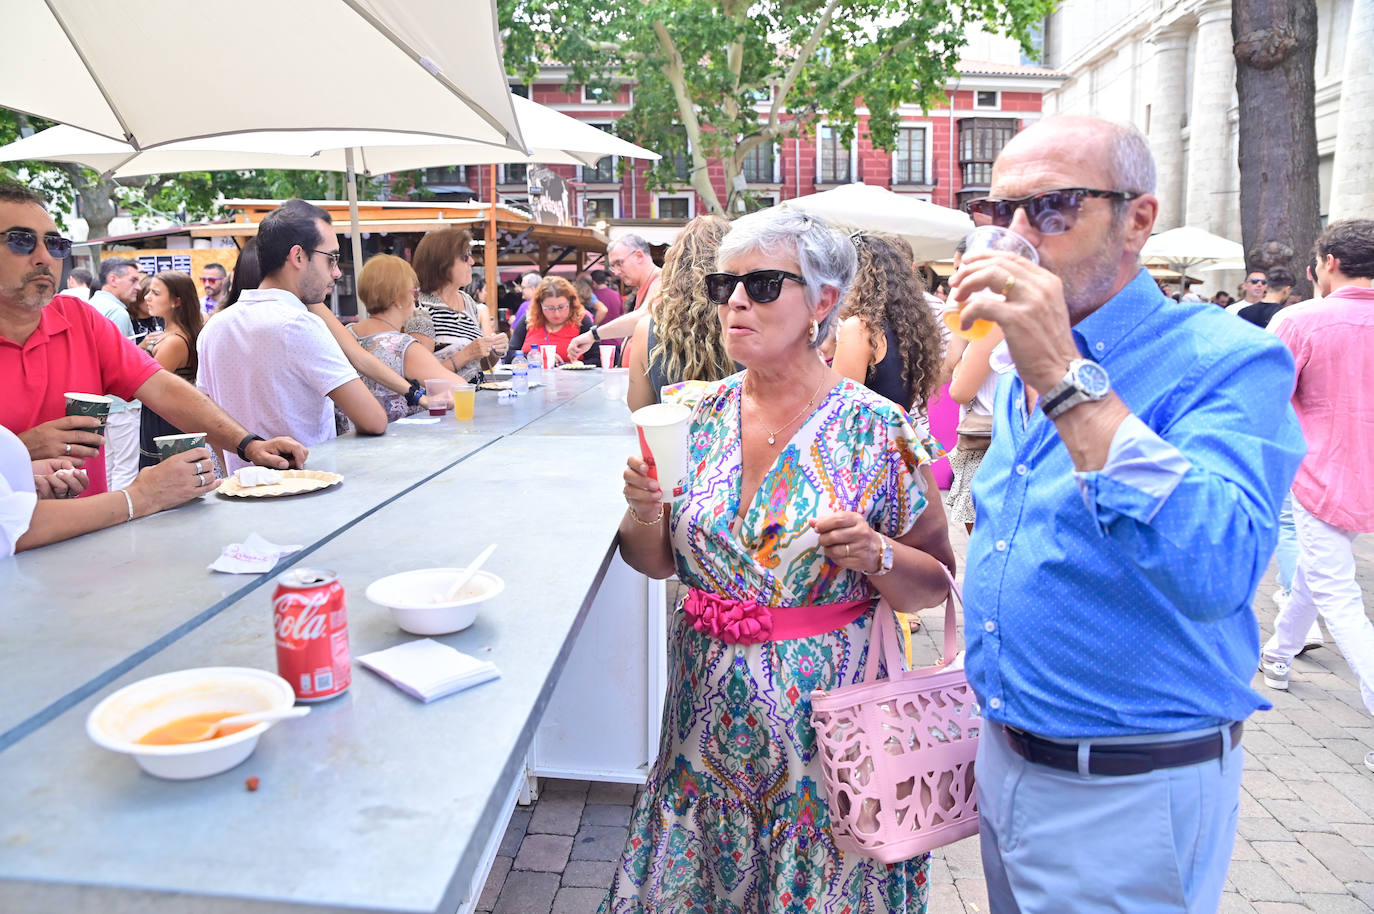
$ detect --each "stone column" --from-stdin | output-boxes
[1147,22,1192,230]
[1184,0,1237,235]
[1328,0,1374,221]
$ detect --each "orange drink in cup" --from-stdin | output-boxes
[943,226,1038,341]
[452,383,475,420]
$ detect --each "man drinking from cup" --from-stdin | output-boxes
[951,116,1305,913]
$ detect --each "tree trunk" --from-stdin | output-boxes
[57,165,120,241]
[1232,0,1320,297]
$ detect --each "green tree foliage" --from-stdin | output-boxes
[500,0,1053,214]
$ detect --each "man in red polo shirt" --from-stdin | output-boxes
[0,181,307,501]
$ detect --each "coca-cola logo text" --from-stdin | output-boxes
[274,591,334,648]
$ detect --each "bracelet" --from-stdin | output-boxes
[236,433,264,461]
[405,380,425,407]
[120,489,134,522]
[628,504,665,526]
[591,325,601,342]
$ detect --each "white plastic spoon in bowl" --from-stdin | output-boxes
[445,543,498,603]
[172,706,311,743]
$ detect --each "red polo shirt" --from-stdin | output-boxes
[1,294,161,496]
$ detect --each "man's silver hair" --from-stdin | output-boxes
[1105,120,1155,196]
[521,272,542,289]
[716,208,855,349]
[610,233,652,256]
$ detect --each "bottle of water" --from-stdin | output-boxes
[512,351,529,395]
[527,350,543,387]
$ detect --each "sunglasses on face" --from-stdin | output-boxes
[5,229,73,258]
[704,269,806,305]
[310,248,342,266]
[1246,277,1268,284]
[963,188,1140,235]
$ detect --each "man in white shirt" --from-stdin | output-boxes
[88,257,144,489]
[197,200,387,471]
[64,268,93,300]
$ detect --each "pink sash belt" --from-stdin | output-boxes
[682,587,871,644]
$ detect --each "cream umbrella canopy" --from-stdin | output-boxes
[781,182,973,261]
[2,0,524,153]
[1141,226,1245,272]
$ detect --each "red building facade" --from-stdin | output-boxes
[430,62,1064,226]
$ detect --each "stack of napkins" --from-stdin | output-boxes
[356,639,500,703]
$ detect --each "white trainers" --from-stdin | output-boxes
[1260,655,1290,690]
[1272,587,1291,611]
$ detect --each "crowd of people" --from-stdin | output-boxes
[2,110,1372,914]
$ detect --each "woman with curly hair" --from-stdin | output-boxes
[831,232,943,418]
[627,215,734,410]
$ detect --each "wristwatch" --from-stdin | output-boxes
[1041,358,1111,420]
[235,433,265,461]
[591,324,601,342]
[863,534,894,577]
[405,380,425,408]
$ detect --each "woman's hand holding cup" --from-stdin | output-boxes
[623,455,663,523]
[127,446,220,516]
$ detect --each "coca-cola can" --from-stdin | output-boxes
[273,568,351,702]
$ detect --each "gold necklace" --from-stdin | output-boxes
[747,370,828,445]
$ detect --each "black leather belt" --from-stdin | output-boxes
[1002,721,1243,776]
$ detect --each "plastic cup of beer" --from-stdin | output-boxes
[942,225,1039,341]
[424,378,453,417]
[452,383,476,420]
[599,344,616,370]
[540,345,558,370]
[64,392,112,437]
[154,432,208,461]
[602,367,629,402]
[631,402,691,504]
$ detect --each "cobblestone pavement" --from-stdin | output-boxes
[480,525,1374,913]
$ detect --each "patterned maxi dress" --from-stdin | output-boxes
[602,374,933,914]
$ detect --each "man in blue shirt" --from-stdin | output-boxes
[949,115,1304,913]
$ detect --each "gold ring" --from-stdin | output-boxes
[1002,275,1016,295]
[845,543,851,558]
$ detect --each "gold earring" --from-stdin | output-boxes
[808,319,819,343]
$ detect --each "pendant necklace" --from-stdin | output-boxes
[749,370,828,445]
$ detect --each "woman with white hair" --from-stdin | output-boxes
[605,209,955,913]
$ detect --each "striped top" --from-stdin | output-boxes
[405,291,483,350]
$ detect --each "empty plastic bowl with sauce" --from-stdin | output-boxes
[365,569,505,635]
[86,667,296,780]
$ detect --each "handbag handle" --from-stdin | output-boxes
[863,565,964,684]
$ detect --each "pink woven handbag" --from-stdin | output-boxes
[810,570,980,863]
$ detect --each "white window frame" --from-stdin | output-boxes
[653,193,695,220]
[890,125,933,187]
[741,141,782,185]
[815,124,857,185]
[974,90,1001,110]
[581,122,619,184]
[581,84,614,105]
[583,194,620,222]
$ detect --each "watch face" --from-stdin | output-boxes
[1074,360,1111,397]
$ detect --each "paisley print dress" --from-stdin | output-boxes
[602,373,933,914]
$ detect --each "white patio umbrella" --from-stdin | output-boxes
[0,97,657,177]
[3,0,524,153]
[1141,226,1245,271]
[781,182,973,262]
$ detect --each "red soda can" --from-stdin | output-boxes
[272,568,351,701]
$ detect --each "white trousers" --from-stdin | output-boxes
[1264,499,1374,716]
[104,406,141,491]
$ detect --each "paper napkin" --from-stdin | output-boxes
[394,415,442,425]
[356,638,500,703]
[207,532,304,574]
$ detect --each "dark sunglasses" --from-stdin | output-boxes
[704,269,806,305]
[963,188,1139,235]
[1245,277,1268,284]
[5,229,73,258]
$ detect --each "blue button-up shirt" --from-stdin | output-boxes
[964,268,1306,738]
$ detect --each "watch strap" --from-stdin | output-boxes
[236,433,265,461]
[591,325,601,342]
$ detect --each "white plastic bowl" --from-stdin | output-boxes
[365,568,505,635]
[86,667,296,780]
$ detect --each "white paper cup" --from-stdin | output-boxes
[599,344,616,370]
[631,402,691,503]
[602,367,629,401]
[540,345,558,370]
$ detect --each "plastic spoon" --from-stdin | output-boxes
[172,706,311,743]
[445,543,498,602]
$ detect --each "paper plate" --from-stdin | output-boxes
[218,469,344,498]
[478,379,542,391]
[557,362,596,370]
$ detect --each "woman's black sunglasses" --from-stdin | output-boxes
[704,270,806,305]
[963,188,1139,235]
[5,229,74,258]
